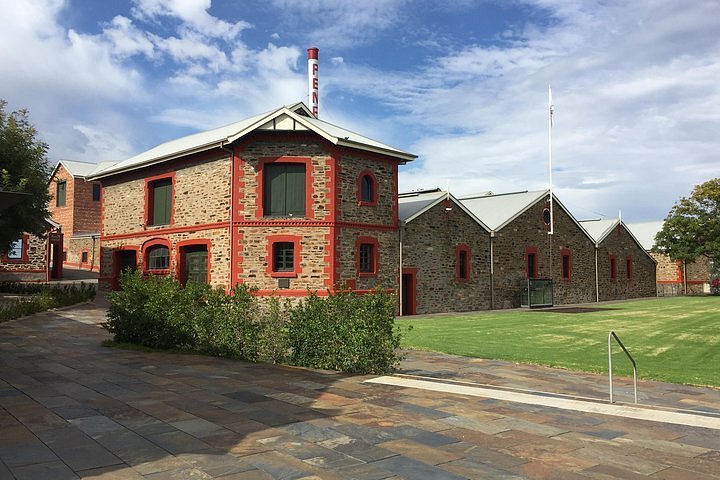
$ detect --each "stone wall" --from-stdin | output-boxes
[653,252,710,295]
[335,227,398,292]
[596,224,656,301]
[337,154,397,226]
[492,198,597,308]
[402,200,492,314]
[0,234,48,281]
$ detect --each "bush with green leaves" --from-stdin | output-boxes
[104,272,404,374]
[286,289,402,374]
[0,282,96,321]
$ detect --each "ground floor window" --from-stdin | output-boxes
[179,243,209,285]
[610,255,617,280]
[456,244,470,281]
[561,249,571,280]
[145,243,170,271]
[525,247,538,279]
[267,235,301,278]
[273,242,294,273]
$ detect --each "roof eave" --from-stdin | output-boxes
[336,139,416,162]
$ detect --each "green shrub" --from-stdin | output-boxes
[0,283,96,322]
[287,290,402,374]
[104,272,404,374]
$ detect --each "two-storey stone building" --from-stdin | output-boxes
[88,103,415,294]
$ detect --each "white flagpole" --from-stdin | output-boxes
[548,84,554,236]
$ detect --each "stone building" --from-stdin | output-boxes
[460,190,599,308]
[87,103,415,294]
[579,219,657,301]
[398,189,491,315]
[0,218,62,282]
[626,221,711,295]
[48,160,115,272]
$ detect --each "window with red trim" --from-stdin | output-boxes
[610,255,617,280]
[561,248,571,280]
[81,251,89,264]
[267,235,301,278]
[3,235,29,263]
[146,175,174,226]
[264,163,306,217]
[143,240,171,273]
[525,247,538,279]
[357,170,377,206]
[456,244,470,281]
[356,237,379,276]
[626,256,633,280]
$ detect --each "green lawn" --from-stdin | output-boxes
[397,296,720,387]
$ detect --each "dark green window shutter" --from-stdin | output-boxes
[56,181,66,207]
[264,163,306,217]
[92,183,101,201]
[151,178,172,225]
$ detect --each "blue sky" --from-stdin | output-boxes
[2,0,719,222]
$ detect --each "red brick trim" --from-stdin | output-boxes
[176,239,212,286]
[525,246,538,279]
[101,222,229,241]
[357,169,378,206]
[266,235,302,278]
[144,172,176,227]
[1,234,30,263]
[560,248,572,281]
[255,157,314,219]
[455,244,471,282]
[142,238,172,274]
[356,236,379,277]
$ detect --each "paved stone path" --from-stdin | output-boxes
[0,298,718,479]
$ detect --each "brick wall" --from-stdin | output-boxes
[72,179,101,233]
[48,164,75,233]
[64,236,100,271]
[596,224,656,301]
[402,200,492,314]
[492,198,597,308]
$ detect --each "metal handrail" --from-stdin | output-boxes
[608,330,638,404]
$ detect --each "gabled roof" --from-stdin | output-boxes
[398,189,489,231]
[50,160,118,181]
[578,218,619,244]
[625,221,664,251]
[579,219,654,262]
[88,102,416,180]
[459,190,549,231]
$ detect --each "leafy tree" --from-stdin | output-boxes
[0,100,51,249]
[654,178,720,267]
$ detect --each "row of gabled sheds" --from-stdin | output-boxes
[398,188,656,315]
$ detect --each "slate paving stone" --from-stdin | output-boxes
[0,442,59,467]
[11,460,79,480]
[146,430,212,455]
[318,437,397,463]
[439,458,526,479]
[377,439,463,466]
[369,455,467,480]
[77,465,146,479]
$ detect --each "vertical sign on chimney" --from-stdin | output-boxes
[308,47,319,117]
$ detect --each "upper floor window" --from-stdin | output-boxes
[358,170,377,205]
[456,245,470,282]
[92,183,101,201]
[146,245,170,271]
[56,181,66,207]
[526,247,538,279]
[264,163,306,217]
[561,249,571,280]
[147,177,172,226]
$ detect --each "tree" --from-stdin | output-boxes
[0,100,51,249]
[654,178,720,267]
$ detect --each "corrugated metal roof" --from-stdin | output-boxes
[88,102,415,179]
[52,160,119,180]
[398,190,446,222]
[459,190,548,231]
[625,221,664,250]
[578,219,619,244]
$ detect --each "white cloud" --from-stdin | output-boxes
[131,0,251,40]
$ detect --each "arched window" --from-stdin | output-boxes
[146,245,170,271]
[357,170,377,205]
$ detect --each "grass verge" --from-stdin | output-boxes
[397,296,720,387]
